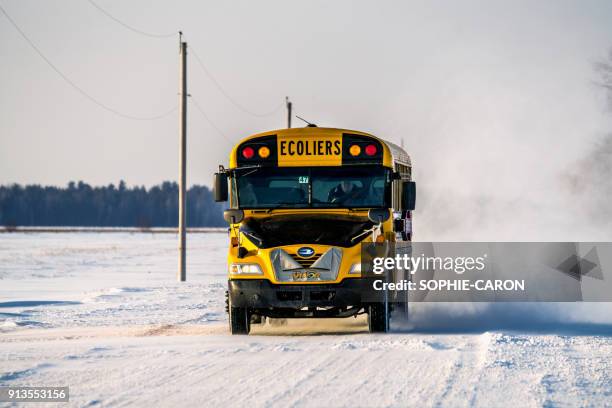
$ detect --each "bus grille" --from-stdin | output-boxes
[288,252,322,268]
[270,248,342,282]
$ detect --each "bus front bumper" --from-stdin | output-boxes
[228,278,378,311]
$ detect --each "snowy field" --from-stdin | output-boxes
[0,233,611,407]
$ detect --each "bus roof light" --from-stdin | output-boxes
[242,146,255,159]
[349,144,361,156]
[365,144,377,156]
[258,146,270,158]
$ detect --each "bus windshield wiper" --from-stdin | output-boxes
[351,224,380,243]
[231,165,262,177]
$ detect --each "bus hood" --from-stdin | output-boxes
[240,214,375,248]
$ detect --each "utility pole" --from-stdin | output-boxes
[286,96,292,128]
[178,38,187,282]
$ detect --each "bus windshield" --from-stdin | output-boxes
[233,166,390,209]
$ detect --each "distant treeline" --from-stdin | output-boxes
[0,181,226,227]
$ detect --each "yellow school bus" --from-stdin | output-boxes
[214,126,415,334]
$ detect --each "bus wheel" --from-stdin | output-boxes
[367,302,389,333]
[229,305,250,335]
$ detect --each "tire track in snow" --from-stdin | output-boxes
[433,333,491,407]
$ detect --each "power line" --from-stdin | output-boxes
[87,0,177,39]
[0,2,177,121]
[190,96,235,146]
[189,46,284,118]
[83,0,282,120]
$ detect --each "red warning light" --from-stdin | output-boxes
[365,144,377,156]
[242,146,255,159]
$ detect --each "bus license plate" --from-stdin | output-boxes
[292,271,321,281]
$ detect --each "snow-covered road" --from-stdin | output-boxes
[1,233,611,407]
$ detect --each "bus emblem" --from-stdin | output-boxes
[297,247,315,258]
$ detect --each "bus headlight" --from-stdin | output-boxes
[349,263,362,274]
[229,263,263,275]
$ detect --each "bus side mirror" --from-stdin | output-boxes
[402,181,416,211]
[223,209,244,224]
[368,209,390,224]
[214,172,228,202]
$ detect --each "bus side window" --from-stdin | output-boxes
[230,177,238,208]
[392,164,402,210]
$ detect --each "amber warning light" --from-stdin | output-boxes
[258,146,270,158]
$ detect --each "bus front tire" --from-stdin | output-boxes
[229,306,251,335]
[367,302,389,333]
